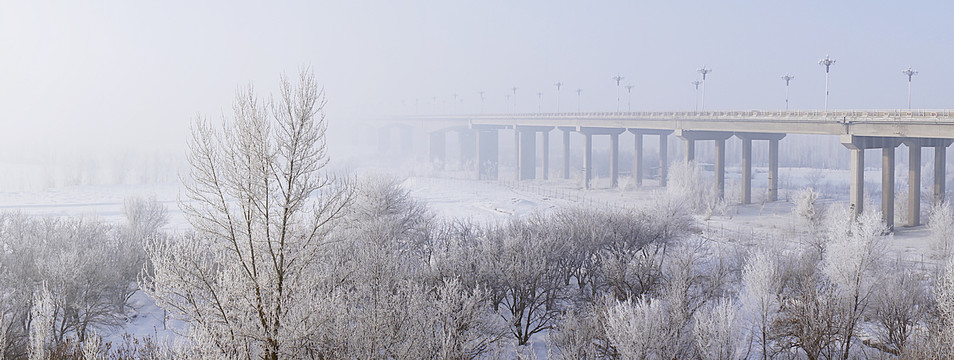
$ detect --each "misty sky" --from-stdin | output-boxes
[1,0,952,152]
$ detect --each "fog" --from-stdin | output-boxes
[1,0,953,189]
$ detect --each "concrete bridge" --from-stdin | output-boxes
[378,109,954,229]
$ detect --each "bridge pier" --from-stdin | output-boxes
[936,144,948,205]
[843,135,902,225]
[579,127,625,189]
[630,129,673,187]
[542,130,550,180]
[475,128,499,180]
[561,127,572,179]
[677,130,734,199]
[519,129,536,180]
[736,133,786,204]
[460,130,477,171]
[901,138,953,226]
[429,131,446,170]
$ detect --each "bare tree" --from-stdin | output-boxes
[143,68,349,359]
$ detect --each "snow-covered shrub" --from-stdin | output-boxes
[929,201,954,260]
[740,249,782,360]
[692,298,743,360]
[666,161,714,214]
[604,296,667,359]
[792,187,824,235]
[29,285,53,360]
[870,259,928,355]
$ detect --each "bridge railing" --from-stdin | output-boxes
[405,109,954,122]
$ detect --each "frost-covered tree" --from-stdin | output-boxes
[143,69,350,359]
[740,250,781,360]
[929,201,954,260]
[792,187,824,237]
[692,298,743,360]
[870,259,928,355]
[29,285,53,360]
[604,296,667,359]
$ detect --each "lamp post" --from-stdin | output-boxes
[452,93,458,113]
[511,87,518,114]
[479,91,485,113]
[537,92,543,113]
[697,66,712,111]
[613,74,625,112]
[902,67,918,110]
[576,89,583,112]
[691,80,702,111]
[554,81,563,112]
[781,74,795,111]
[625,84,634,112]
[819,55,836,112]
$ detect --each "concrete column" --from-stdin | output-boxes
[459,131,477,170]
[584,132,593,189]
[519,130,536,180]
[715,138,726,200]
[768,139,779,202]
[936,145,947,205]
[634,132,643,187]
[513,131,520,181]
[399,126,413,153]
[476,130,498,180]
[882,146,895,229]
[659,134,668,187]
[684,138,695,163]
[849,148,865,219]
[378,127,391,153]
[741,137,752,204]
[429,131,446,170]
[563,130,571,179]
[909,145,921,226]
[542,131,550,180]
[610,133,620,188]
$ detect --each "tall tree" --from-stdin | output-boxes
[143,68,349,359]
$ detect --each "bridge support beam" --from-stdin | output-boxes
[736,133,787,204]
[882,146,895,230]
[843,135,903,223]
[583,132,592,189]
[459,130,477,171]
[633,131,643,187]
[610,132,620,188]
[429,131,446,170]
[518,130,536,180]
[475,128,499,180]
[936,144,950,205]
[909,144,920,226]
[676,130,734,199]
[561,128,572,180]
[660,133,669,187]
[542,131,550,180]
[629,129,673,188]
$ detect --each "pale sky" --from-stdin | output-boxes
[1,0,952,152]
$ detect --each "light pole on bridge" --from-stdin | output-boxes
[613,74,625,112]
[625,84,634,112]
[554,81,563,112]
[537,92,543,113]
[691,80,702,112]
[781,74,795,111]
[697,66,712,111]
[819,55,836,112]
[511,87,518,114]
[479,91,485,113]
[902,67,918,110]
[576,89,583,112]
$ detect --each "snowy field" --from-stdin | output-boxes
[0,164,942,356]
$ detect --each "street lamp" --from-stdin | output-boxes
[613,74,625,111]
[511,87,518,114]
[696,66,712,111]
[902,67,918,110]
[537,92,543,113]
[576,89,583,112]
[691,80,702,111]
[479,91,485,113]
[819,55,836,112]
[781,74,795,111]
[452,93,458,113]
[554,81,564,112]
[625,84,634,112]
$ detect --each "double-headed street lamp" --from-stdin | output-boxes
[697,66,712,111]
[819,55,836,112]
[478,91,485,113]
[576,89,583,112]
[511,87,518,114]
[612,74,625,112]
[625,84,634,112]
[902,67,918,110]
[537,92,544,113]
[691,80,702,111]
[554,81,564,112]
[781,74,795,111]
